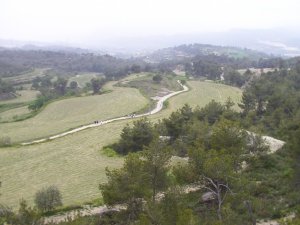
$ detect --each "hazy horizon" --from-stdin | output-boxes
[1,0,300,47]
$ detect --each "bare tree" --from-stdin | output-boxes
[202,175,233,220]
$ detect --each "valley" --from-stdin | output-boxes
[0,76,242,208]
[0,37,299,224]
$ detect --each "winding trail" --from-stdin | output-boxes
[22,81,189,145]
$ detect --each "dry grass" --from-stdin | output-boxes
[0,121,126,208]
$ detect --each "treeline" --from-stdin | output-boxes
[0,79,14,95]
[28,76,70,111]
[173,44,268,60]
[0,49,148,79]
[239,60,300,137]
[28,76,106,111]
[147,43,268,63]
[222,68,253,87]
[0,47,295,87]
[183,56,300,89]
[146,43,289,81]
[184,55,292,81]
[0,79,15,100]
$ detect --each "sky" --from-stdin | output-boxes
[1,0,300,46]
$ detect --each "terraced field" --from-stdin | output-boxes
[0,80,242,208]
[0,90,39,104]
[2,68,48,85]
[0,89,40,121]
[0,106,31,122]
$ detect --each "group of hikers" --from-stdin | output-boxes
[93,113,137,125]
[128,113,136,118]
[94,120,103,124]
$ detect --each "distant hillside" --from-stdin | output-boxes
[0,39,93,54]
[144,43,269,63]
[0,49,146,79]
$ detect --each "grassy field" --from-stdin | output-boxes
[0,80,242,208]
[0,106,31,122]
[0,84,148,143]
[0,89,39,119]
[0,122,125,208]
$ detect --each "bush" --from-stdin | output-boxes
[0,200,43,225]
[0,136,11,147]
[34,186,62,212]
[163,100,169,108]
[180,79,187,85]
[114,118,155,154]
[102,147,118,157]
[152,74,163,83]
[28,95,49,111]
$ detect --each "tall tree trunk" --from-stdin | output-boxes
[245,200,256,225]
[217,189,222,221]
[152,167,158,203]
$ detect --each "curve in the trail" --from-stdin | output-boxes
[22,81,189,145]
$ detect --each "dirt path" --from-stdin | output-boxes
[22,81,189,145]
[44,205,125,224]
[257,213,295,225]
[44,184,200,224]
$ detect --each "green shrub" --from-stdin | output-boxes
[102,147,118,157]
[0,136,11,147]
[34,186,62,212]
[180,79,187,85]
[163,100,169,108]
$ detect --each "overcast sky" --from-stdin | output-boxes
[1,0,299,45]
